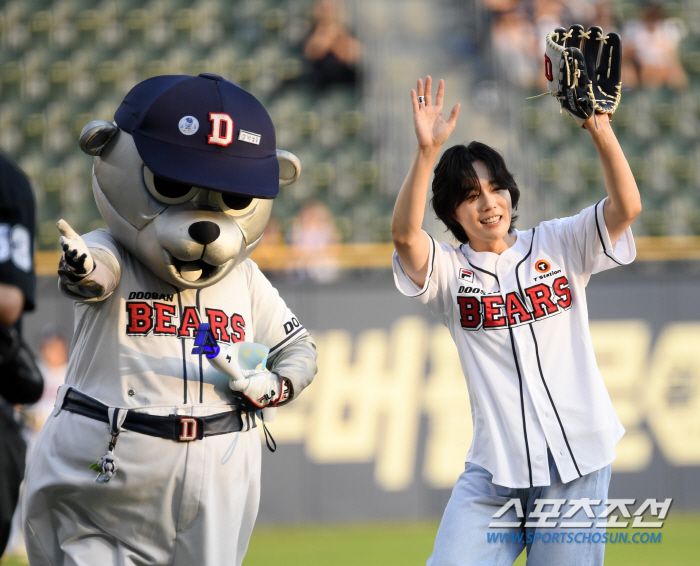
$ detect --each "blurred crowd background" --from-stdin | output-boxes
[3,0,700,258]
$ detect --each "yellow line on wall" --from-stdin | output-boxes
[32,236,700,276]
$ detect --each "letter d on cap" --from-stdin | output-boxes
[208,112,233,146]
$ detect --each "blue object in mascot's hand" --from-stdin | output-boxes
[192,323,220,358]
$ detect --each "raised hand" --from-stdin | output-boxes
[57,219,94,275]
[411,76,460,151]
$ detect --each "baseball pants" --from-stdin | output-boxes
[427,450,611,566]
[0,408,26,556]
[22,404,261,566]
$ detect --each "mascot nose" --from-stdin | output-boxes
[189,221,220,245]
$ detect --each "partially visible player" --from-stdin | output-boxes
[0,151,43,558]
[391,27,639,566]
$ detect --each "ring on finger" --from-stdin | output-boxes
[417,95,426,104]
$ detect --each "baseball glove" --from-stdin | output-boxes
[538,24,622,127]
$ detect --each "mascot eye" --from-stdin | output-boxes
[212,191,258,216]
[222,194,253,209]
[143,167,199,204]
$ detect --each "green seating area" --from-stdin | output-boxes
[515,0,700,236]
[0,0,382,250]
[5,0,700,250]
[520,86,700,236]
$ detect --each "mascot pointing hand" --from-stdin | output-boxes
[23,73,317,566]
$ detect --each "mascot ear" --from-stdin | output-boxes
[277,149,301,186]
[79,120,119,156]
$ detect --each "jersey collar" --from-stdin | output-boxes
[460,229,533,273]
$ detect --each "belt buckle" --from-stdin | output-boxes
[178,417,200,441]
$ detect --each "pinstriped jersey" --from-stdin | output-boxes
[65,229,308,409]
[393,198,634,488]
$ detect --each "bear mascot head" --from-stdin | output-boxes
[78,72,299,289]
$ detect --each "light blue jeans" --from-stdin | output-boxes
[427,451,611,566]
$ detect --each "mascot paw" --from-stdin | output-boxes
[57,219,94,276]
[229,370,286,408]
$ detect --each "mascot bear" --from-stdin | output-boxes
[22,73,317,566]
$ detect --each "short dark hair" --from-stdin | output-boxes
[431,142,520,244]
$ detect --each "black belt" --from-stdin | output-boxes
[62,388,247,442]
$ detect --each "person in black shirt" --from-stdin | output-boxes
[0,150,42,557]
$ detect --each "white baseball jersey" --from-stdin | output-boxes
[61,229,311,407]
[393,198,634,488]
[23,229,312,566]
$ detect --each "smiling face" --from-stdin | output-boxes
[452,160,516,254]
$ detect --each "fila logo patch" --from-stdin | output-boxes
[458,268,474,283]
[208,112,233,146]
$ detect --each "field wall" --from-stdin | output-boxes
[27,261,700,522]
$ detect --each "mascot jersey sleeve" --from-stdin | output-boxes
[62,229,311,409]
[392,198,635,488]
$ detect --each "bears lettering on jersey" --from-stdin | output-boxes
[205,308,230,341]
[525,284,558,318]
[126,300,247,343]
[457,276,572,331]
[178,307,202,338]
[230,314,245,342]
[125,302,153,334]
[483,296,507,329]
[154,303,177,335]
[457,297,480,329]
[505,292,532,325]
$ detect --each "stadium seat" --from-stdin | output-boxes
[0,0,371,248]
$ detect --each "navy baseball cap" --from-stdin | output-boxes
[114,73,279,198]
